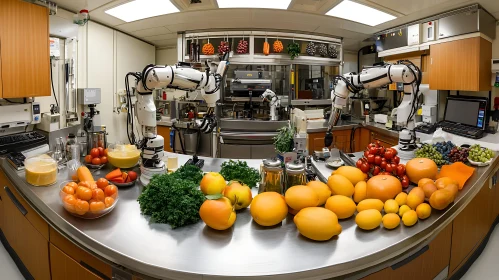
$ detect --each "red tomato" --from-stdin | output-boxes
[128,171,138,181]
[380,161,387,170]
[367,154,375,163]
[384,150,394,160]
[356,159,363,168]
[364,150,370,158]
[373,166,381,175]
[84,155,93,163]
[396,164,406,177]
[385,163,394,172]
[401,175,410,188]
[91,157,102,165]
[360,162,370,173]
[90,148,100,158]
[392,155,400,164]
[369,146,378,155]
[98,147,105,157]
[100,156,108,164]
[379,146,385,155]
[374,155,382,165]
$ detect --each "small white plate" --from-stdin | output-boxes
[326,158,344,169]
[467,157,492,167]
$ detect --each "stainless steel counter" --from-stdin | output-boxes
[2,153,498,280]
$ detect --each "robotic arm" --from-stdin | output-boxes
[325,60,422,151]
[261,89,280,121]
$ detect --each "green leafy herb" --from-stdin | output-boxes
[170,164,203,185]
[274,125,295,154]
[220,160,260,188]
[137,167,205,228]
[287,42,301,60]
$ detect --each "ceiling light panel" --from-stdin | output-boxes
[217,0,292,9]
[326,0,396,26]
[105,0,179,22]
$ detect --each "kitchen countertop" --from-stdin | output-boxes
[2,153,498,279]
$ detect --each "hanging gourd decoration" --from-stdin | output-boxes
[202,38,215,55]
[306,41,316,56]
[263,37,270,55]
[287,41,301,60]
[237,34,249,54]
[218,35,230,56]
[329,44,338,58]
[273,38,284,53]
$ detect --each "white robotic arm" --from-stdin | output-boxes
[326,61,421,151]
[261,89,280,121]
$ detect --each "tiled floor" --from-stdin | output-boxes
[0,242,24,280]
[0,225,498,280]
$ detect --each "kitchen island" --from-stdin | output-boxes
[0,152,498,280]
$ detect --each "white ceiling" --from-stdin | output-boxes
[54,0,499,51]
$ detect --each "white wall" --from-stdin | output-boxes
[343,52,358,74]
[156,48,178,65]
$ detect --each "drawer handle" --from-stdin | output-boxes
[391,245,429,270]
[80,261,111,280]
[4,186,28,216]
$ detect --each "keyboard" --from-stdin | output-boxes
[0,131,47,154]
[415,123,437,134]
[438,122,485,139]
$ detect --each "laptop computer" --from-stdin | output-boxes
[439,96,488,139]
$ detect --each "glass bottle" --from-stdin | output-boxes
[259,158,283,194]
[66,133,77,160]
[285,161,306,191]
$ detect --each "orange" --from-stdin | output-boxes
[92,188,105,202]
[89,201,106,213]
[96,178,109,189]
[294,207,342,241]
[78,181,92,189]
[67,182,78,188]
[199,197,236,230]
[75,199,89,215]
[406,158,438,184]
[63,194,77,213]
[435,177,458,190]
[104,185,118,198]
[62,185,75,195]
[406,187,425,210]
[417,178,434,189]
[104,197,115,208]
[332,166,366,186]
[327,174,354,197]
[89,182,98,190]
[420,182,437,199]
[200,172,226,195]
[285,185,320,211]
[250,192,288,226]
[76,186,92,201]
[325,195,356,219]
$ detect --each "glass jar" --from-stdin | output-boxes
[285,161,306,191]
[259,158,283,194]
[66,133,77,160]
[25,155,58,186]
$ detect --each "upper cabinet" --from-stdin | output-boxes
[429,37,492,91]
[0,0,51,98]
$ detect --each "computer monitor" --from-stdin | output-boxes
[443,96,488,130]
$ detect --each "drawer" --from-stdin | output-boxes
[371,132,398,147]
[0,186,4,229]
[50,227,112,279]
[0,171,49,240]
[50,244,103,280]
[3,186,50,280]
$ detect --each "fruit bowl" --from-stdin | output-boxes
[59,180,119,219]
[106,144,140,168]
[467,157,492,167]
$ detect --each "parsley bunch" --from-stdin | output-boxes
[220,160,260,188]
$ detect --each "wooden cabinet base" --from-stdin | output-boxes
[157,126,172,152]
[50,244,103,280]
[362,222,452,280]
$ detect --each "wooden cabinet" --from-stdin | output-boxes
[449,179,494,276]
[308,129,352,153]
[370,130,399,147]
[0,185,3,230]
[157,126,172,152]
[50,227,112,279]
[0,0,50,98]
[429,37,491,91]
[353,127,371,152]
[50,244,103,280]
[363,222,452,280]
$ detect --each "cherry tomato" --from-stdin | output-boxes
[373,166,381,175]
[376,140,381,147]
[97,147,105,157]
[384,150,394,160]
[84,155,93,164]
[374,155,382,165]
[385,163,394,173]
[360,163,370,173]
[379,146,385,155]
[367,154,375,163]
[381,171,392,175]
[368,143,376,148]
[393,155,400,164]
[356,159,363,168]
[396,164,406,177]
[380,161,387,170]
[391,148,398,156]
[401,175,410,188]
[90,148,100,158]
[92,157,102,165]
[100,156,108,164]
[369,146,378,155]
[364,150,370,158]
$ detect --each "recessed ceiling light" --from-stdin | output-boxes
[105,0,179,22]
[217,0,291,9]
[326,0,396,26]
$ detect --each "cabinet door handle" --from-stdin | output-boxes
[4,186,28,216]
[391,245,429,270]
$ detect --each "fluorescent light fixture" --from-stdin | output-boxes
[326,0,396,26]
[105,0,179,22]
[218,0,291,9]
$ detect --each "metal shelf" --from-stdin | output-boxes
[291,99,331,106]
